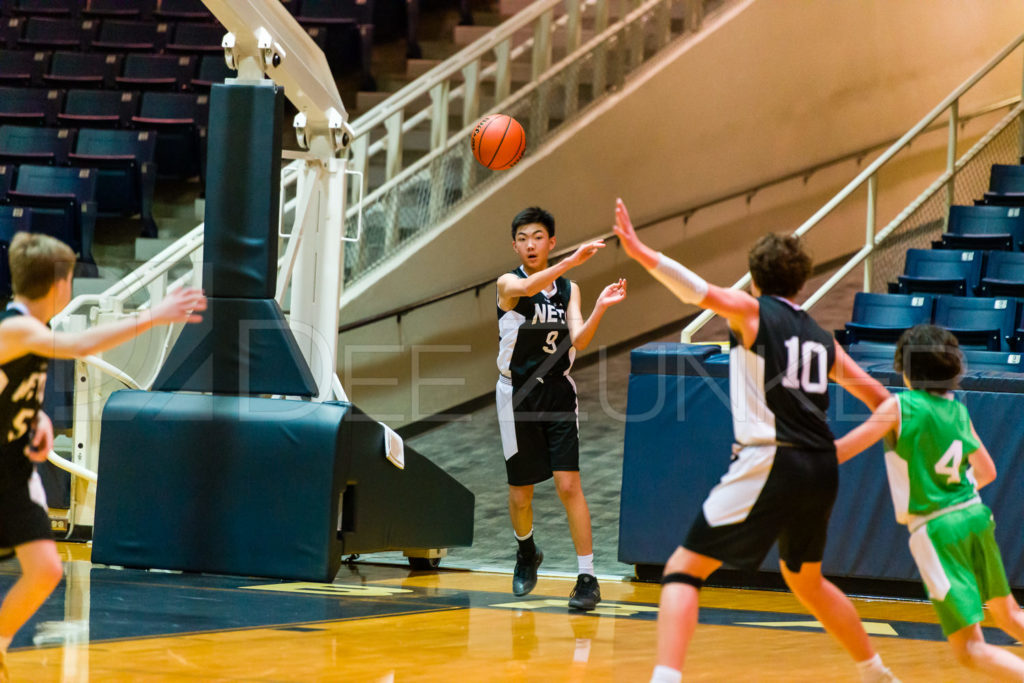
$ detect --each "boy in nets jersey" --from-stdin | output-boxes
[0,233,205,680]
[612,199,899,683]
[837,324,1024,679]
[496,207,626,610]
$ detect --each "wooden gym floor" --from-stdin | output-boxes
[0,543,1018,681]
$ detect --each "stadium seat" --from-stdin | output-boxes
[294,0,371,87]
[961,348,1024,374]
[91,19,168,52]
[191,54,236,90]
[978,250,1024,298]
[69,128,156,236]
[9,0,81,17]
[935,205,1024,252]
[838,292,934,345]
[895,248,983,296]
[0,49,48,86]
[83,0,156,21]
[0,87,63,126]
[6,163,97,263]
[18,16,94,50]
[132,91,206,179]
[0,164,14,198]
[58,88,137,128]
[0,125,74,165]
[982,164,1024,207]
[154,0,212,22]
[842,342,897,367]
[165,21,224,54]
[44,51,122,89]
[117,53,195,92]
[0,205,32,299]
[933,295,1017,351]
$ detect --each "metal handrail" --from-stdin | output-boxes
[336,96,1021,334]
[681,31,1024,341]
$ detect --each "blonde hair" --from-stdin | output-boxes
[9,233,76,300]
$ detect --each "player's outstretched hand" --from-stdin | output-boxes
[567,239,605,268]
[26,411,53,463]
[597,278,627,309]
[150,288,207,326]
[613,198,657,269]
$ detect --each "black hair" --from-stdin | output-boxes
[894,324,963,393]
[747,233,812,298]
[511,206,555,239]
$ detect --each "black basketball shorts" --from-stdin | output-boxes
[683,444,838,572]
[0,466,54,549]
[496,374,580,486]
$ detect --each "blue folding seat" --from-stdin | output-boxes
[295,0,372,88]
[18,17,94,50]
[0,205,32,299]
[0,125,74,165]
[937,205,1024,252]
[58,88,137,128]
[165,21,224,54]
[70,128,156,236]
[117,53,195,92]
[0,49,48,86]
[9,0,81,17]
[896,249,984,297]
[6,164,96,263]
[961,348,1024,374]
[981,164,1024,207]
[133,91,205,179]
[45,51,121,89]
[978,251,1024,298]
[933,295,1017,351]
[154,0,212,22]
[191,54,235,90]
[843,342,897,369]
[0,87,62,126]
[0,164,14,199]
[91,18,168,52]
[83,0,156,21]
[838,292,934,345]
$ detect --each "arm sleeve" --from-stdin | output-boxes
[648,253,709,305]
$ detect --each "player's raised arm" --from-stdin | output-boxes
[498,240,604,304]
[613,198,759,344]
[0,288,206,363]
[566,279,626,352]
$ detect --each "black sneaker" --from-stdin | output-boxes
[512,547,543,596]
[568,573,601,611]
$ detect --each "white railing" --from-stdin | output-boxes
[342,0,703,281]
[681,31,1024,342]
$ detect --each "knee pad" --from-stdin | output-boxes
[661,572,704,590]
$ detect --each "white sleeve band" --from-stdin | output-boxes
[648,253,709,304]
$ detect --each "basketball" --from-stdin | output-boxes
[471,114,526,170]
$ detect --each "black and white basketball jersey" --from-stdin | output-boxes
[497,267,575,385]
[0,306,48,477]
[729,295,836,450]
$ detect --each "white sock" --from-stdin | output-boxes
[577,553,594,576]
[856,654,893,682]
[514,527,533,541]
[650,665,682,683]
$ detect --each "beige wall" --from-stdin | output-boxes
[337,0,1024,425]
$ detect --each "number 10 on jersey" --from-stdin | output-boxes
[782,336,828,394]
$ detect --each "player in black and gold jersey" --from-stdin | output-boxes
[0,233,205,680]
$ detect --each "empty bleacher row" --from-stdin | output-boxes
[0,0,384,89]
[838,160,1024,374]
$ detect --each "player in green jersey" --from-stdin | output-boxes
[836,324,1024,680]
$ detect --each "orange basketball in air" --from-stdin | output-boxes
[471,114,526,170]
